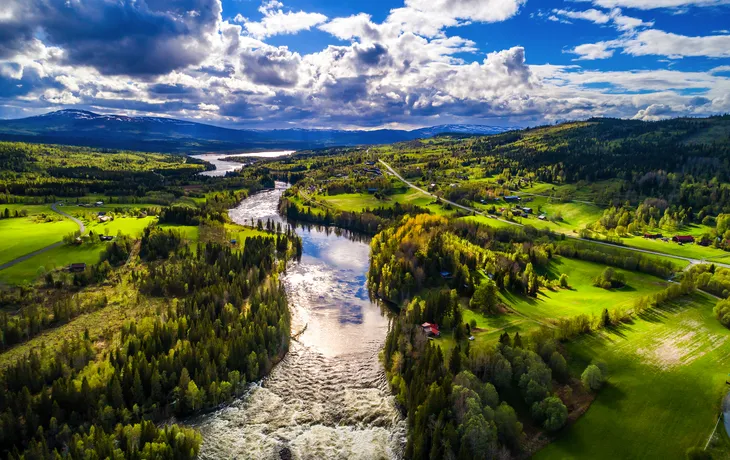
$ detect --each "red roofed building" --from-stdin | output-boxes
[672,235,695,244]
[421,322,440,337]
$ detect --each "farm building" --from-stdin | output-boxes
[643,233,663,239]
[69,263,86,272]
[504,196,521,202]
[98,215,110,223]
[421,322,440,337]
[538,214,546,220]
[672,235,695,243]
[522,207,533,214]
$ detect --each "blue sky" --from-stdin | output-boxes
[0,0,729,128]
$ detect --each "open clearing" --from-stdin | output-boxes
[535,291,730,459]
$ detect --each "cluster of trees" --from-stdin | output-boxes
[691,264,730,298]
[1,207,28,219]
[593,267,626,289]
[382,290,576,459]
[0,232,297,458]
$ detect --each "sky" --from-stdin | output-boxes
[0,0,729,129]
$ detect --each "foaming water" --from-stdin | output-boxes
[189,183,406,459]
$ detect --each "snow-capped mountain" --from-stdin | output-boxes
[0,109,517,153]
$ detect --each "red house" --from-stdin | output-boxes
[421,322,440,337]
[672,235,695,244]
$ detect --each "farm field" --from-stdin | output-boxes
[158,224,199,242]
[85,216,156,238]
[316,192,389,212]
[0,243,106,285]
[0,217,78,266]
[510,196,604,234]
[0,203,57,216]
[315,188,456,216]
[535,291,730,460]
[617,233,730,263]
[505,256,671,321]
[225,224,271,242]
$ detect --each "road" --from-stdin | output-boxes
[379,159,730,270]
[0,202,86,272]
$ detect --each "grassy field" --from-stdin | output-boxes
[158,224,199,242]
[226,224,273,244]
[505,257,671,321]
[617,233,730,263]
[536,291,730,459]
[0,244,106,285]
[0,203,57,216]
[317,193,389,212]
[85,216,156,238]
[435,257,672,363]
[0,217,78,265]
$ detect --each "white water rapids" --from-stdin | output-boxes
[188,183,406,459]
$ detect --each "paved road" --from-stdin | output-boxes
[379,159,730,270]
[0,202,86,272]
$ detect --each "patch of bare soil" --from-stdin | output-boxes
[636,319,727,370]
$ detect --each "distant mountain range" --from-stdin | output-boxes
[0,109,517,153]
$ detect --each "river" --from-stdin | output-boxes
[189,182,406,459]
[191,151,295,177]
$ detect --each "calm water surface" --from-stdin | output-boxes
[191,151,295,177]
[189,183,406,459]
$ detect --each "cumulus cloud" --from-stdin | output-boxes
[0,0,222,76]
[0,0,729,129]
[242,1,327,39]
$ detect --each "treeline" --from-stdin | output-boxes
[0,231,298,458]
[554,239,677,279]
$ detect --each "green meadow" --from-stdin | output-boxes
[0,217,78,265]
[0,243,106,285]
[85,216,156,237]
[506,256,671,321]
[536,291,730,459]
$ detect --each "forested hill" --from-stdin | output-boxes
[0,110,513,153]
[467,115,730,184]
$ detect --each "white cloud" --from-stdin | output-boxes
[1,0,730,129]
[591,0,730,10]
[549,7,653,31]
[570,42,616,59]
[623,29,730,58]
[242,1,327,39]
[319,14,381,41]
[552,8,611,23]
